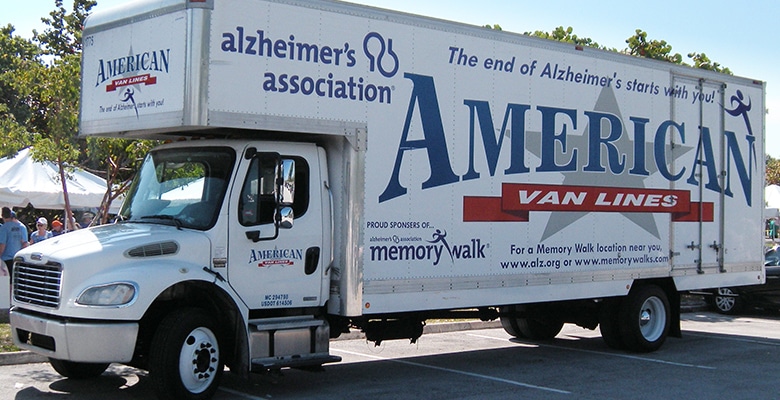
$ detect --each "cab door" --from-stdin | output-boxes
[227,143,328,310]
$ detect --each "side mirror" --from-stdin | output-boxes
[277,159,295,206]
[247,154,296,241]
[277,207,294,229]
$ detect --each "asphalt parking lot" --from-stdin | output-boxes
[1,310,779,399]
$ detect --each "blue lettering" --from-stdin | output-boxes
[724,131,755,206]
[583,111,626,174]
[686,127,722,193]
[462,101,531,180]
[222,27,357,67]
[629,117,650,176]
[379,73,459,203]
[654,120,685,181]
[537,106,578,172]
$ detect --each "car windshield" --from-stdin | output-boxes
[766,247,780,267]
[119,147,236,230]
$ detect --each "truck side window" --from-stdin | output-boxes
[239,156,309,226]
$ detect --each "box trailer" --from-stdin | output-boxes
[11,0,765,398]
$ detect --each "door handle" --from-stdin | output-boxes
[245,231,261,242]
[305,247,320,275]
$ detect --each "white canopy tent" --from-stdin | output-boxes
[766,184,780,210]
[0,148,121,213]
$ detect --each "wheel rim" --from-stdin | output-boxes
[638,296,666,342]
[179,326,220,394]
[714,288,736,312]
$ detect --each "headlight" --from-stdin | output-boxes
[77,283,137,306]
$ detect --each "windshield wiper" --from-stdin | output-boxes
[140,215,183,229]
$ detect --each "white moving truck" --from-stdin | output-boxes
[11,0,765,398]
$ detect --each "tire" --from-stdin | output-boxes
[598,298,625,350]
[618,285,670,353]
[517,317,564,340]
[711,287,743,315]
[500,305,563,340]
[149,308,224,400]
[48,358,109,379]
[499,306,524,338]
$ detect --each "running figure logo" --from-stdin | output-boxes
[725,90,753,136]
[121,88,139,118]
[428,229,453,263]
[725,89,757,168]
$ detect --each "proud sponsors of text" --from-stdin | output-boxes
[366,220,433,229]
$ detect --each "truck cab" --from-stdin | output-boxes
[11,139,338,399]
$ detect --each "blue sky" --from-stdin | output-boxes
[5,0,777,157]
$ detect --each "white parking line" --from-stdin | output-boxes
[218,387,267,400]
[467,333,716,370]
[331,348,571,394]
[684,331,780,346]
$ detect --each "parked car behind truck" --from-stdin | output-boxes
[705,246,780,314]
[10,0,765,399]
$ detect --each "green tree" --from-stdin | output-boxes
[0,25,40,156]
[86,138,156,224]
[624,30,731,73]
[527,26,607,50]
[12,52,83,228]
[767,155,780,186]
[687,52,732,75]
[624,29,682,63]
[2,0,156,227]
[34,0,96,56]
[10,0,97,228]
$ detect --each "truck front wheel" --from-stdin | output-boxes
[618,285,670,352]
[48,358,109,379]
[149,308,224,400]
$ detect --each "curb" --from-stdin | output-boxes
[0,351,47,366]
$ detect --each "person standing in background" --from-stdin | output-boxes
[30,217,53,244]
[51,220,65,236]
[79,212,94,229]
[0,207,29,279]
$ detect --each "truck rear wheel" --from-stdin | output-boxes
[618,285,670,352]
[48,358,109,379]
[149,308,224,400]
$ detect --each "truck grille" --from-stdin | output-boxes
[13,261,63,308]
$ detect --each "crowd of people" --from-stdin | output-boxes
[0,207,95,278]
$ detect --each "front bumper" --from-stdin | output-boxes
[10,308,139,363]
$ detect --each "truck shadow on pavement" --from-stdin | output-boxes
[13,365,148,399]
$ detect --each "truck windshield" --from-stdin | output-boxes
[119,147,236,230]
